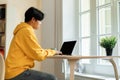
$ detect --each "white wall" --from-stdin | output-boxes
[62,0,79,41]
[62,0,79,56]
[41,0,79,79]
[41,0,56,49]
[40,0,56,75]
[40,0,65,79]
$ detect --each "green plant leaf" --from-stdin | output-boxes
[100,36,117,49]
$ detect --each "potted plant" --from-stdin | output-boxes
[100,36,117,56]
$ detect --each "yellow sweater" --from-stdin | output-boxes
[5,22,56,79]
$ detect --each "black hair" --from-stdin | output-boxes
[25,7,44,22]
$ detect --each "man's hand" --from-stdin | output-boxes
[55,51,62,55]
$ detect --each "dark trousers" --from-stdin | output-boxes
[9,69,57,80]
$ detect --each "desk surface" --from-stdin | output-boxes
[48,55,120,80]
[48,55,120,60]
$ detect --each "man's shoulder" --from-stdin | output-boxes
[21,27,33,33]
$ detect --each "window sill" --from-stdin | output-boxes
[75,72,116,80]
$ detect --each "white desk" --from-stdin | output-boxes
[48,55,120,80]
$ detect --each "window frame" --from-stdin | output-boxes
[76,0,120,76]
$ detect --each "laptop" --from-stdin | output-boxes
[60,40,76,55]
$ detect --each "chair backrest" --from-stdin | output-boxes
[0,54,5,80]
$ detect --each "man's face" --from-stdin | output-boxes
[31,17,41,29]
[33,20,41,29]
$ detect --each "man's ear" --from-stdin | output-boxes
[31,17,36,23]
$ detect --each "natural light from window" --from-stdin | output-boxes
[63,0,120,77]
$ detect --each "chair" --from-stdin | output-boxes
[0,54,5,80]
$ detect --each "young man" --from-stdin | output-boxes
[5,7,61,80]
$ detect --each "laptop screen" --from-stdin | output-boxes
[60,41,76,55]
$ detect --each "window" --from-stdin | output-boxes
[97,0,112,64]
[61,0,119,77]
[79,0,90,63]
[76,0,119,75]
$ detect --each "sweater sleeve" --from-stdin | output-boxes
[17,29,56,61]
